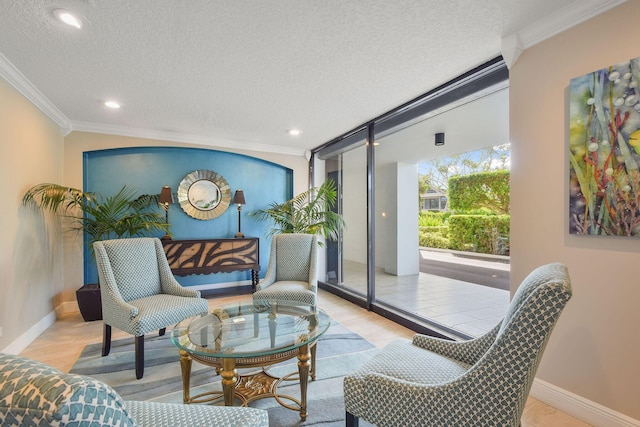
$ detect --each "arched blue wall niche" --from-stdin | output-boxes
[83,146,293,287]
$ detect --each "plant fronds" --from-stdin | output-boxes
[22,183,168,255]
[250,179,345,242]
[22,183,95,212]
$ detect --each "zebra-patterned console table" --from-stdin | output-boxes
[162,238,260,289]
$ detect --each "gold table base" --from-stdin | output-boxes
[179,342,317,421]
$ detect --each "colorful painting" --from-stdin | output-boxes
[569,56,640,237]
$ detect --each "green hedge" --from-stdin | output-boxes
[447,215,510,254]
[418,225,449,237]
[418,211,450,226]
[448,170,510,214]
[419,231,450,249]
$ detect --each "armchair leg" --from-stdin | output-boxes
[159,327,166,336]
[135,335,145,379]
[102,324,112,357]
[268,313,277,348]
[346,412,359,427]
[253,312,259,337]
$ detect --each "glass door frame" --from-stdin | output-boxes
[312,57,509,339]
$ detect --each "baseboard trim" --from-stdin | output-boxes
[1,311,57,355]
[56,300,80,317]
[2,280,252,354]
[531,378,640,427]
[187,279,253,292]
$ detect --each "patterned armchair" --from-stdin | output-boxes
[94,237,209,379]
[253,233,319,307]
[343,262,573,427]
[0,353,268,427]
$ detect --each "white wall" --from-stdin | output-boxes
[392,162,419,276]
[510,1,640,421]
[375,162,419,276]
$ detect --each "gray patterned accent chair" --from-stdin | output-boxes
[0,353,269,426]
[253,233,319,307]
[94,237,209,379]
[343,262,573,427]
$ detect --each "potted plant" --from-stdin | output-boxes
[250,179,345,241]
[22,184,169,321]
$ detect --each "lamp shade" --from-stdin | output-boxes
[233,189,246,205]
[435,132,445,146]
[159,185,174,204]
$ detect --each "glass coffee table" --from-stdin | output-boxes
[170,300,331,421]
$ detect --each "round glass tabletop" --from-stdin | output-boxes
[171,301,331,359]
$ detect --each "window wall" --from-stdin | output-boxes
[323,141,368,296]
[313,57,509,338]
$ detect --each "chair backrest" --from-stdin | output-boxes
[476,262,572,424]
[94,237,165,301]
[0,353,137,426]
[273,233,317,282]
[498,262,572,337]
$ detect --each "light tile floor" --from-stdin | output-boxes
[20,290,590,426]
[335,251,510,337]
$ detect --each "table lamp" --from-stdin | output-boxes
[233,190,246,238]
[159,185,174,240]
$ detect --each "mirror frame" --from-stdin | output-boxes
[177,169,231,220]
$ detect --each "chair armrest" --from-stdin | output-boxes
[100,285,139,320]
[412,323,500,365]
[308,236,318,293]
[160,274,201,298]
[255,274,275,291]
[255,242,276,291]
[155,239,202,298]
[126,401,269,427]
[361,372,460,423]
[94,243,139,321]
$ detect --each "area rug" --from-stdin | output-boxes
[70,322,377,426]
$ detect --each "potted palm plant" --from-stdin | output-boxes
[22,184,170,320]
[250,179,345,242]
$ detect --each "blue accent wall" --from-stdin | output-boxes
[83,146,293,286]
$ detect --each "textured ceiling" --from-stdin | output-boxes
[0,0,625,155]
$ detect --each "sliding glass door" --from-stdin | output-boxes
[318,131,368,298]
[314,57,510,338]
[372,126,422,316]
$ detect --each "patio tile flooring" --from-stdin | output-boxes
[336,257,510,337]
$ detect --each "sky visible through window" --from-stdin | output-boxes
[418,143,510,192]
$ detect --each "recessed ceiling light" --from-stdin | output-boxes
[288,129,301,136]
[53,9,82,29]
[104,101,121,109]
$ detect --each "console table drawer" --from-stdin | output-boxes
[162,238,260,286]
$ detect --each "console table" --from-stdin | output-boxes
[77,237,260,322]
[161,237,260,288]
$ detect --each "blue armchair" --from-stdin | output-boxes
[343,262,573,427]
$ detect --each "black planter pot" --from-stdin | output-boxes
[76,284,103,321]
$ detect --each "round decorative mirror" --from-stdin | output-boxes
[177,170,231,220]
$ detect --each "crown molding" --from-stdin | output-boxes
[0,51,72,135]
[501,0,628,68]
[70,121,307,157]
[0,51,303,156]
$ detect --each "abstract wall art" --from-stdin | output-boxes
[569,56,640,237]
